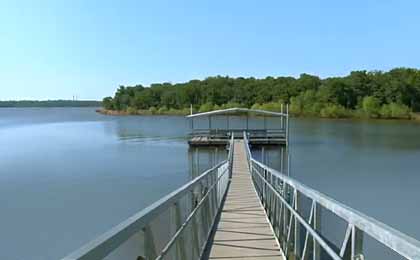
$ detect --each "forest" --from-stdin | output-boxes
[102,68,420,119]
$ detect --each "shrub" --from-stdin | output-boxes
[290,90,320,116]
[126,107,138,115]
[158,106,168,114]
[251,103,262,110]
[221,102,242,109]
[168,108,183,115]
[320,104,349,118]
[304,102,324,116]
[290,96,304,115]
[149,106,157,114]
[380,103,411,119]
[259,102,283,112]
[362,96,381,118]
[199,103,214,112]
[181,108,191,115]
[379,104,392,118]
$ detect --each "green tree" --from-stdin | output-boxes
[101,68,420,119]
[102,97,113,109]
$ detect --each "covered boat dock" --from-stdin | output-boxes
[186,107,289,146]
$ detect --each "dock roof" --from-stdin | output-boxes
[186,107,287,118]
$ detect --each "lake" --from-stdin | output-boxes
[0,108,419,260]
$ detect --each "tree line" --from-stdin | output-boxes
[0,100,102,108]
[102,68,420,119]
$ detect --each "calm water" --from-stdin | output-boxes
[1,108,419,259]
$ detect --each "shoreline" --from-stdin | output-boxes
[96,108,420,122]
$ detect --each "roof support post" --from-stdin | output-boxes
[209,116,212,131]
[227,115,229,131]
[246,113,249,131]
[286,104,289,145]
[281,104,284,130]
[264,115,267,131]
[280,147,284,174]
[215,147,218,167]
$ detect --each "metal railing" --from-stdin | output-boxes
[63,135,234,260]
[188,106,290,142]
[243,132,420,260]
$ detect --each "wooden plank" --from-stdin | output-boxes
[205,141,284,260]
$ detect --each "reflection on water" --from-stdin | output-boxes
[188,147,228,179]
[106,115,189,141]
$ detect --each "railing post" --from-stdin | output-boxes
[143,226,157,260]
[173,203,187,259]
[263,168,267,206]
[352,226,364,260]
[262,146,265,164]
[294,190,301,258]
[229,133,234,178]
[191,190,200,259]
[269,180,275,221]
[282,183,288,248]
[313,202,321,260]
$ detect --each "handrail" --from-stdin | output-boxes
[63,136,235,260]
[243,132,420,260]
[186,107,288,118]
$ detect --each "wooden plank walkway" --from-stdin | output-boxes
[205,140,284,260]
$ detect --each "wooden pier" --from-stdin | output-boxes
[204,140,284,260]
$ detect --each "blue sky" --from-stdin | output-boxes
[1,0,420,100]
